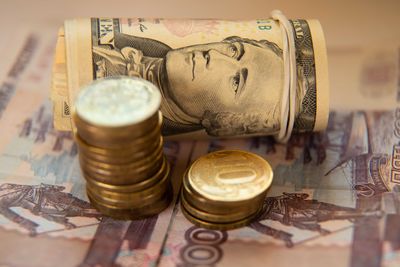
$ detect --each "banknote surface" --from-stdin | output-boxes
[51,17,329,138]
[0,29,194,267]
[157,107,400,267]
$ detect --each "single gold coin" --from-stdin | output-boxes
[81,156,163,185]
[88,186,173,220]
[79,150,163,179]
[74,127,162,155]
[87,183,168,209]
[74,114,162,149]
[81,164,159,186]
[86,163,170,204]
[187,150,273,202]
[79,140,164,171]
[78,138,163,164]
[182,171,264,215]
[180,191,256,223]
[74,111,161,140]
[181,202,261,231]
[85,158,170,193]
[80,155,163,183]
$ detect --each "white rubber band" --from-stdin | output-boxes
[271,10,297,143]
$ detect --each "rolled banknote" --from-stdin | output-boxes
[51,14,329,140]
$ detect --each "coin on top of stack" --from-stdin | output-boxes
[73,76,172,220]
[181,150,273,230]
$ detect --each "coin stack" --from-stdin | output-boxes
[73,77,172,220]
[181,150,273,230]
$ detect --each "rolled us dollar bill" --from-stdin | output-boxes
[51,13,329,140]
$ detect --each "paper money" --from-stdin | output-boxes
[0,29,195,267]
[1,19,400,267]
[51,17,329,138]
[156,107,400,267]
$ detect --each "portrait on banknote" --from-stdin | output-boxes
[88,18,320,137]
[92,33,286,136]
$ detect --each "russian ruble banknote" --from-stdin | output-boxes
[157,108,400,267]
[0,28,193,267]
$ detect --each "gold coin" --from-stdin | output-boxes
[74,114,161,147]
[80,148,163,176]
[79,139,164,171]
[74,125,162,153]
[74,108,162,143]
[81,164,159,186]
[180,191,256,223]
[88,186,172,220]
[87,183,168,209]
[75,121,162,150]
[181,202,261,231]
[78,138,163,164]
[74,129,162,154]
[182,172,264,215]
[87,163,170,204]
[80,156,164,185]
[187,150,273,202]
[85,158,169,193]
[75,134,163,160]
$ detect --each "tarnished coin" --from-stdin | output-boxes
[187,150,273,202]
[74,77,161,128]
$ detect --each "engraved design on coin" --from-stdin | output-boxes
[75,77,161,127]
[188,150,273,201]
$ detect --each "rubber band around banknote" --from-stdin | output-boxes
[271,10,297,143]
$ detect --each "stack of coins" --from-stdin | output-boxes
[181,150,273,230]
[73,77,172,220]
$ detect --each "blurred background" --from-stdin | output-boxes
[2,0,399,47]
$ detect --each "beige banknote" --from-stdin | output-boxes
[51,18,329,138]
[156,106,400,267]
[0,28,196,267]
